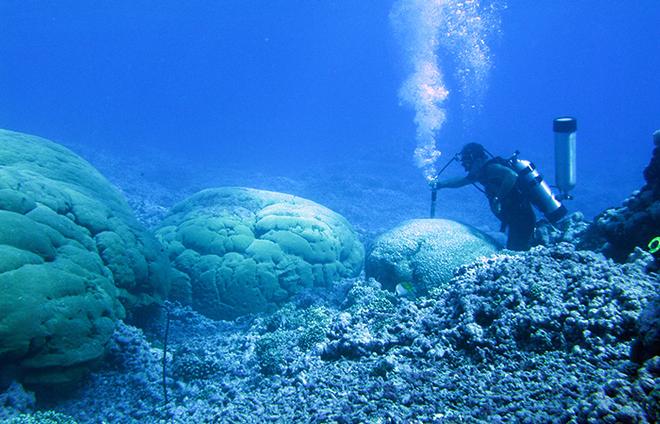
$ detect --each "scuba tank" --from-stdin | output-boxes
[507,151,567,223]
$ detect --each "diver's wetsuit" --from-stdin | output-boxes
[469,158,536,251]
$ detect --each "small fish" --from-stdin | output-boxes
[395,281,416,298]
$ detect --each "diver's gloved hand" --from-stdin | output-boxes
[428,178,441,190]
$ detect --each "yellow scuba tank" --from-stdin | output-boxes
[507,151,567,223]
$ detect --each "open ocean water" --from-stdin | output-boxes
[1,1,658,221]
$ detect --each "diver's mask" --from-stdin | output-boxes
[458,144,489,172]
[458,152,476,172]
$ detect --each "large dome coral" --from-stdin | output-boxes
[366,219,499,294]
[0,129,170,385]
[155,187,364,320]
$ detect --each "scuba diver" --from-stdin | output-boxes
[430,143,567,251]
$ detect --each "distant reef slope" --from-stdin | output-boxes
[0,129,170,386]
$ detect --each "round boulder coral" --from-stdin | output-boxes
[365,219,499,294]
[155,187,364,320]
[0,129,170,385]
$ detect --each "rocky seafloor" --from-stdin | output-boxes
[1,242,658,423]
[1,135,659,423]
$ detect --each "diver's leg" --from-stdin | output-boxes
[506,203,535,251]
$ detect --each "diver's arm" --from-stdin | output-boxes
[431,175,473,189]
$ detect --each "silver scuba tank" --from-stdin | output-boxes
[508,152,567,223]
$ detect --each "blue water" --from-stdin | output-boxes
[1,1,659,220]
